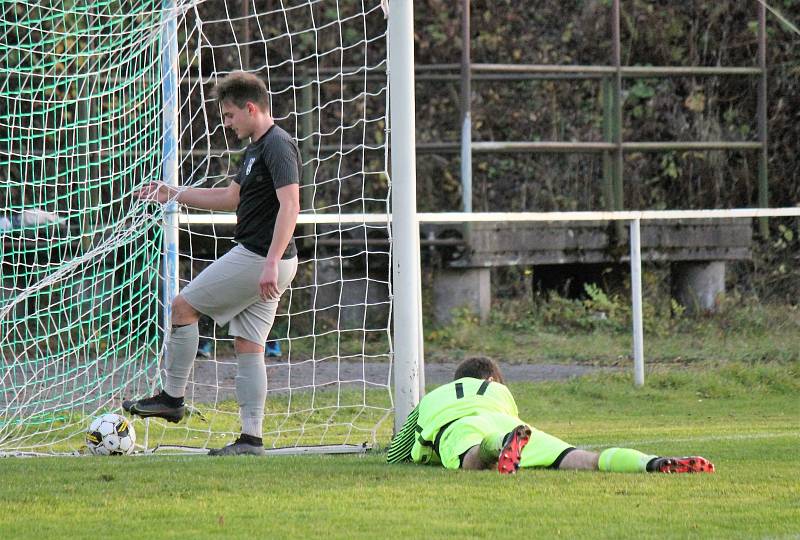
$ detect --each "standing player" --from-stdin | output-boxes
[387,357,715,474]
[124,71,301,456]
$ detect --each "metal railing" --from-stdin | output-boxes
[458,0,770,235]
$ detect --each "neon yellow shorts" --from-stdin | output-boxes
[437,412,573,470]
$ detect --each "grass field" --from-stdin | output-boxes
[1,363,798,539]
[424,297,800,366]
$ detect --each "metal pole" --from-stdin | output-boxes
[389,0,421,432]
[301,82,314,190]
[757,2,769,238]
[602,77,614,211]
[242,0,251,70]
[630,219,644,387]
[460,0,472,213]
[300,80,314,247]
[161,1,180,362]
[611,0,624,238]
[468,64,762,76]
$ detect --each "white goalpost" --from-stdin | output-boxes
[386,0,422,434]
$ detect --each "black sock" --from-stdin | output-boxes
[645,457,660,472]
[239,433,263,446]
[160,390,184,407]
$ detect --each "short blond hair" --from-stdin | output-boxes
[214,71,270,111]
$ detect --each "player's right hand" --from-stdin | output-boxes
[135,182,176,204]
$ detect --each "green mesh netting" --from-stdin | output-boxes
[1,0,164,453]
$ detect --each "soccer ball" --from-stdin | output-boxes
[86,413,136,456]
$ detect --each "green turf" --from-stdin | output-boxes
[1,364,798,539]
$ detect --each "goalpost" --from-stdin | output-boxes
[1,0,420,455]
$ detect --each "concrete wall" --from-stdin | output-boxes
[432,268,491,325]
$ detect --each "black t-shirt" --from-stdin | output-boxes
[233,124,301,258]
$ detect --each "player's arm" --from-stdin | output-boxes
[386,405,419,464]
[257,137,301,300]
[258,183,300,300]
[135,181,240,211]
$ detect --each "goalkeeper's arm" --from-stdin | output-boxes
[386,405,419,463]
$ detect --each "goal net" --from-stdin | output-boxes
[0,0,393,455]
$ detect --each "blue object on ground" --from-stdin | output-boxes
[265,340,281,357]
[196,340,213,359]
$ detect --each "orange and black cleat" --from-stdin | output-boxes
[497,425,532,474]
[648,456,715,473]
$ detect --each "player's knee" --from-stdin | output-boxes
[234,336,264,354]
[557,449,600,470]
[171,295,199,325]
[460,445,488,470]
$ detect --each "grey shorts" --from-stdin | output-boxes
[181,244,298,345]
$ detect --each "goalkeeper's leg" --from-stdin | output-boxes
[437,414,534,473]
[562,448,715,473]
[511,425,714,473]
[457,418,716,474]
[457,425,532,473]
[440,411,716,474]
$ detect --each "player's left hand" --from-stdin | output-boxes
[135,182,175,203]
[259,260,280,300]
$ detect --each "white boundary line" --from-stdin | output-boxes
[581,430,800,450]
[179,207,800,225]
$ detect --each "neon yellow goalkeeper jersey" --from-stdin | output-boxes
[386,377,518,464]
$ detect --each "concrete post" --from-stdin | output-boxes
[672,261,726,314]
[432,268,491,325]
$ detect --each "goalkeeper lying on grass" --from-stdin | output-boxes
[387,357,715,475]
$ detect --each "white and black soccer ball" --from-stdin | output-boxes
[86,413,136,456]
